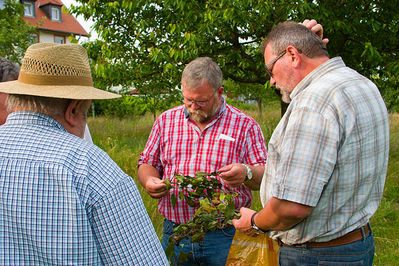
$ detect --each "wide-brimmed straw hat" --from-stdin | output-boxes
[0,43,120,99]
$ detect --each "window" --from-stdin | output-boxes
[51,6,61,21]
[30,34,39,43]
[24,2,34,17]
[54,36,65,44]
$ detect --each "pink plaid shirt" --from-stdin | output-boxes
[138,99,267,224]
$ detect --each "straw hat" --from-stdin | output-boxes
[0,43,120,99]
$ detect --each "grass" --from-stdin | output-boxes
[88,103,399,265]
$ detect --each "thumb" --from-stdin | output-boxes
[218,164,233,173]
[232,218,239,228]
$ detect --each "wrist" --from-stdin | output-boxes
[242,164,253,183]
[251,212,268,234]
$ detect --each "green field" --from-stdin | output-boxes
[88,101,399,265]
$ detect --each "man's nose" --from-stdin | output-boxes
[191,102,201,110]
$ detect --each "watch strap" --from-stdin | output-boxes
[251,212,268,233]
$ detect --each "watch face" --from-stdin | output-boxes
[246,164,253,180]
[247,169,253,180]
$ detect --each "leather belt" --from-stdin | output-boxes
[279,224,371,248]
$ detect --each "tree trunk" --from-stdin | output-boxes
[274,88,288,117]
[280,100,288,117]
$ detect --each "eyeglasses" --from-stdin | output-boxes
[265,50,286,78]
[182,92,216,107]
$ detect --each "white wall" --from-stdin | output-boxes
[39,32,71,44]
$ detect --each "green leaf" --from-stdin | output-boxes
[171,193,177,208]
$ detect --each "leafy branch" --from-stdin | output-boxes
[164,171,240,264]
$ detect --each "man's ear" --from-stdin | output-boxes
[286,46,301,68]
[217,86,224,97]
[64,100,82,127]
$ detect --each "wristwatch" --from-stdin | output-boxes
[251,212,267,234]
[242,164,253,182]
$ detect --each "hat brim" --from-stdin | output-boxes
[0,80,121,100]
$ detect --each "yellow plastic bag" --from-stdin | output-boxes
[226,230,279,266]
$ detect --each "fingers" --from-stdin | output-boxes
[218,163,246,187]
[302,19,317,29]
[301,19,329,45]
[233,207,259,236]
[145,177,169,198]
[217,164,233,173]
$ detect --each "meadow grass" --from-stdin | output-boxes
[88,103,398,266]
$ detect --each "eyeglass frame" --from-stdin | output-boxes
[265,48,303,78]
[265,50,286,78]
[182,91,217,107]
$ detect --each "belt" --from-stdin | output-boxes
[278,224,371,248]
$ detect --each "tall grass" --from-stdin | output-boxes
[88,104,398,266]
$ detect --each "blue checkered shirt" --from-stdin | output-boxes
[0,112,168,265]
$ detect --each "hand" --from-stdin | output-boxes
[218,163,246,187]
[301,19,329,45]
[144,176,170,199]
[232,207,259,236]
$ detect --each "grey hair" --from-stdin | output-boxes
[181,57,223,92]
[6,94,73,117]
[261,21,329,58]
[0,57,20,82]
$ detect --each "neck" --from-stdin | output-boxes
[300,56,330,79]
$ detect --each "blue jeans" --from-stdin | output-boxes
[162,218,236,266]
[278,227,375,266]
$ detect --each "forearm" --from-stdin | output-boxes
[254,197,314,231]
[137,163,160,187]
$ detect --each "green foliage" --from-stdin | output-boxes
[70,0,398,115]
[370,114,399,265]
[164,171,240,264]
[69,0,298,116]
[0,0,37,63]
[91,94,181,119]
[297,0,399,112]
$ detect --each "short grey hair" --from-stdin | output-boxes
[261,21,329,58]
[0,57,20,82]
[181,57,223,92]
[6,94,74,117]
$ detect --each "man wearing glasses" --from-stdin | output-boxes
[233,21,389,265]
[138,56,268,265]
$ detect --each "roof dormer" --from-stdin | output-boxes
[22,0,36,18]
[37,0,63,22]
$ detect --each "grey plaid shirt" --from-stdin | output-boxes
[260,57,389,244]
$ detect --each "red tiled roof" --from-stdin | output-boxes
[23,0,88,36]
[39,0,63,6]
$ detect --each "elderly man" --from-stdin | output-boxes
[0,43,168,265]
[233,21,389,265]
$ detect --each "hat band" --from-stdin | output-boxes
[18,72,93,86]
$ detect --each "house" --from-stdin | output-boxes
[20,0,88,44]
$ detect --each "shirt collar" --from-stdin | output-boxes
[290,57,346,100]
[6,111,67,133]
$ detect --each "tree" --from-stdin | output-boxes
[70,0,398,116]
[70,0,299,116]
[299,0,399,112]
[0,0,37,63]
